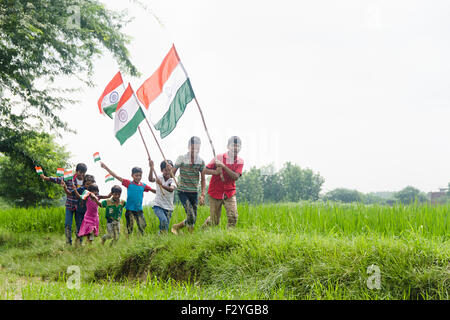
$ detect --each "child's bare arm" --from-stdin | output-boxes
[98,192,112,200]
[90,194,102,207]
[203,168,220,176]
[40,174,51,182]
[148,160,155,182]
[100,162,123,183]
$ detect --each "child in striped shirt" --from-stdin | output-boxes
[170,137,206,234]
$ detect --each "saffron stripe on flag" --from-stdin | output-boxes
[137,45,181,109]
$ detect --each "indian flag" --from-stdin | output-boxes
[98,72,126,119]
[35,166,43,175]
[93,152,101,162]
[105,174,114,183]
[115,84,146,145]
[137,45,195,138]
[56,168,64,177]
[80,190,90,200]
[64,170,73,181]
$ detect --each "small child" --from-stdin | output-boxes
[63,183,103,244]
[101,185,126,245]
[40,163,87,245]
[148,160,176,234]
[61,174,109,246]
[100,162,155,236]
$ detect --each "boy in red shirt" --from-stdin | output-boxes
[202,136,244,228]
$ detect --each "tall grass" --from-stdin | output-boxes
[0,202,448,240]
[0,202,448,300]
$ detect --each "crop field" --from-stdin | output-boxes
[0,202,448,300]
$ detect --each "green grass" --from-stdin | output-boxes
[0,202,449,300]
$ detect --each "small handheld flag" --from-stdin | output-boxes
[105,174,114,183]
[64,170,73,181]
[93,152,101,162]
[35,166,43,175]
[81,190,90,200]
[56,168,64,177]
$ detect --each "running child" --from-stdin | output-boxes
[100,162,154,236]
[100,185,126,245]
[62,182,103,244]
[170,136,206,234]
[202,136,244,229]
[61,174,111,246]
[148,160,176,234]
[40,163,87,245]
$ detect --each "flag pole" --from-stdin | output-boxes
[143,118,179,187]
[193,96,225,182]
[137,125,166,196]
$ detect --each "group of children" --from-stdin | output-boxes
[40,136,244,246]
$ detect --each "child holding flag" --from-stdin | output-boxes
[61,174,111,246]
[202,136,244,229]
[100,185,126,245]
[100,162,154,236]
[148,160,176,234]
[170,137,206,234]
[40,163,87,245]
[64,183,103,244]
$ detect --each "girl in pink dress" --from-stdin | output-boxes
[77,184,102,244]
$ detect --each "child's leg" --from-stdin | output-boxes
[125,211,134,236]
[101,222,113,244]
[223,195,238,228]
[177,192,196,232]
[75,210,85,244]
[153,206,169,233]
[135,211,147,235]
[64,208,75,245]
[112,221,120,243]
[203,195,223,227]
[186,192,198,232]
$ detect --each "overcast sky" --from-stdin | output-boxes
[54,0,450,201]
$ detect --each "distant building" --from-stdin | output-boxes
[428,188,448,204]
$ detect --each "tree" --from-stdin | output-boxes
[260,164,283,203]
[279,162,324,202]
[0,132,71,207]
[236,167,264,203]
[394,186,427,204]
[324,188,365,203]
[0,0,139,162]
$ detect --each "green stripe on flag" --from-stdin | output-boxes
[103,104,117,119]
[154,79,195,139]
[115,107,146,145]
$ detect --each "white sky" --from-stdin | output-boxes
[53,0,450,201]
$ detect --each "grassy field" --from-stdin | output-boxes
[0,202,448,300]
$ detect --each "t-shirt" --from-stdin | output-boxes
[175,152,205,193]
[206,152,244,200]
[122,179,153,212]
[49,175,82,211]
[153,175,176,211]
[72,186,87,213]
[101,199,126,221]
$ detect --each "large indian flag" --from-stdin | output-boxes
[137,45,195,138]
[98,72,126,119]
[115,84,146,145]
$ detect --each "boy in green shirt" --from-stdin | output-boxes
[101,185,126,245]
